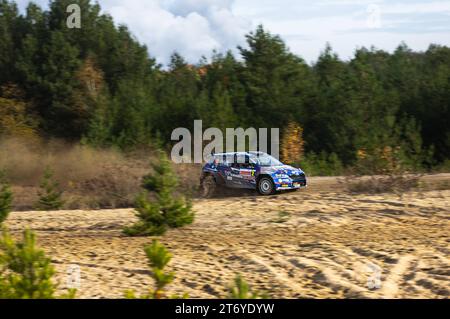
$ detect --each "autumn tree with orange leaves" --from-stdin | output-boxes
[281,121,305,165]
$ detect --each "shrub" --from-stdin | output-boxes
[434,159,450,173]
[344,145,422,196]
[35,167,64,211]
[0,84,38,142]
[125,240,187,299]
[0,171,12,225]
[124,151,193,236]
[228,275,268,299]
[354,146,402,176]
[0,229,76,299]
[343,174,420,196]
[300,152,344,176]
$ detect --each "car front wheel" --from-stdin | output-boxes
[257,177,275,195]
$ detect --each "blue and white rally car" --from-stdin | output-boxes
[200,152,307,196]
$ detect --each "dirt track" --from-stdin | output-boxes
[5,175,450,299]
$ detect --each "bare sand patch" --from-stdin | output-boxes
[5,176,450,299]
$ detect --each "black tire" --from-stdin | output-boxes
[257,177,275,195]
[201,175,216,198]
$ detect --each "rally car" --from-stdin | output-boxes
[200,152,307,196]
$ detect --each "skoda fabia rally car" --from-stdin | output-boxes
[200,152,307,196]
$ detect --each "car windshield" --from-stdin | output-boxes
[250,154,283,167]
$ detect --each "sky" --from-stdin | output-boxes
[14,0,450,65]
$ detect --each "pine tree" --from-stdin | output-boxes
[228,275,268,299]
[0,0,19,84]
[239,25,309,129]
[123,194,167,236]
[0,229,76,299]
[154,53,200,141]
[0,84,38,141]
[124,240,187,299]
[209,83,236,131]
[144,240,175,299]
[82,92,114,147]
[0,170,12,225]
[0,0,449,170]
[35,167,64,211]
[123,151,193,236]
[307,44,357,165]
[203,51,249,126]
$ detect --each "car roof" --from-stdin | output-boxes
[212,151,267,156]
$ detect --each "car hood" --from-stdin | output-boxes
[260,165,304,176]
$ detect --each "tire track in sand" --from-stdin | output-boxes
[378,255,415,298]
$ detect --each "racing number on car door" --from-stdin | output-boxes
[238,168,256,186]
[231,154,256,187]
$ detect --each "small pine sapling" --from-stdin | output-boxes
[35,167,64,211]
[123,194,167,236]
[0,229,76,299]
[125,240,187,299]
[124,151,193,236]
[0,170,12,225]
[228,275,268,299]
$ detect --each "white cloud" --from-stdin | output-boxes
[102,0,250,64]
[14,0,251,65]
[232,0,450,62]
[13,0,450,64]
[163,0,234,16]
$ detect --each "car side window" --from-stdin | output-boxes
[236,154,246,165]
[231,161,240,169]
[224,155,234,167]
[231,155,255,169]
[231,162,241,169]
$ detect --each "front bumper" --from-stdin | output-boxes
[274,180,307,191]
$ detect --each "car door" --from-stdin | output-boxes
[230,154,257,188]
[216,154,234,187]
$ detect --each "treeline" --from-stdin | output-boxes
[1,0,449,171]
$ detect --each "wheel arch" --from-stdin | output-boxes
[256,174,274,183]
[200,171,214,180]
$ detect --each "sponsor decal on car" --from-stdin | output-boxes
[201,152,307,195]
[239,169,256,180]
[239,170,255,176]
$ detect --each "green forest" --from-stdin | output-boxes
[1,0,449,173]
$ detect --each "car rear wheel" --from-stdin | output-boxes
[257,177,275,195]
[201,175,216,198]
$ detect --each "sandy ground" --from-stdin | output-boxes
[5,174,450,299]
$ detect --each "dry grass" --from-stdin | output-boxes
[0,138,187,210]
[341,174,421,196]
[0,138,206,210]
